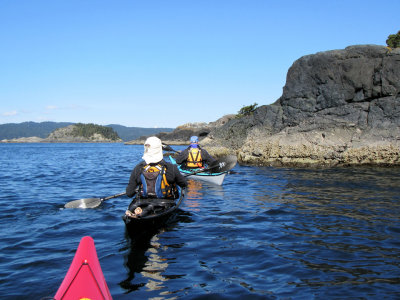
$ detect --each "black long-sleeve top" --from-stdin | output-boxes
[126,159,187,198]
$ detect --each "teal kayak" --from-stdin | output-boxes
[169,155,227,185]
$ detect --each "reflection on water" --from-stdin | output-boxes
[142,234,170,292]
[186,180,203,199]
[184,179,226,212]
[185,180,203,212]
[120,229,167,294]
[2,144,400,299]
[245,166,400,293]
[120,210,193,297]
[280,167,400,222]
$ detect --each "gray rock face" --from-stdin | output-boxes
[206,45,400,166]
[281,45,400,130]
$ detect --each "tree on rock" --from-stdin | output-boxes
[236,103,258,118]
[386,30,400,48]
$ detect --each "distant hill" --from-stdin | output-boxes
[0,121,74,139]
[0,122,173,142]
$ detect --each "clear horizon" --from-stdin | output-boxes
[1,0,399,128]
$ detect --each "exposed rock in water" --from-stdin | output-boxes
[204,45,400,166]
[1,136,45,143]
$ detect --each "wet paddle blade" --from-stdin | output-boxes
[64,198,102,209]
[64,192,126,209]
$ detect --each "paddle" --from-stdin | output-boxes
[183,155,237,176]
[64,155,237,208]
[162,143,237,173]
[64,192,126,209]
[162,144,180,153]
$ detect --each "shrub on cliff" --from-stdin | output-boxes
[236,103,258,118]
[386,30,400,48]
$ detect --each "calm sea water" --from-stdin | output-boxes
[1,143,400,299]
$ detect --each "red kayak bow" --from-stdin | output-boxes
[54,236,112,300]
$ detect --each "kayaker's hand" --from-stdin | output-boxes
[134,207,143,215]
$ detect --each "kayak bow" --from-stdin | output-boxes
[54,236,112,300]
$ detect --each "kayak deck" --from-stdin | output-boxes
[122,187,184,237]
[54,236,112,300]
[169,156,227,185]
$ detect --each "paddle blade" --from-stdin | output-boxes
[162,144,179,153]
[64,198,102,209]
[210,155,237,173]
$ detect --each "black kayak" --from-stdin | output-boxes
[122,187,185,237]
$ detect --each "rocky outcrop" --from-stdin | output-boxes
[1,136,45,143]
[125,115,235,145]
[204,45,400,166]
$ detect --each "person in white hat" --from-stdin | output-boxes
[176,135,216,169]
[126,136,187,202]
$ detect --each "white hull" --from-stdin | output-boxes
[169,155,227,185]
[181,171,226,185]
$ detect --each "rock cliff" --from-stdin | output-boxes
[204,45,400,166]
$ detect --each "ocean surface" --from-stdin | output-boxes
[1,143,400,299]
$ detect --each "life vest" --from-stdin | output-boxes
[140,164,177,198]
[186,148,203,168]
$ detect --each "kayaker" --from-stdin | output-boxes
[175,136,216,169]
[125,136,187,217]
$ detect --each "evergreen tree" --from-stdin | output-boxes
[386,30,400,48]
[236,103,258,118]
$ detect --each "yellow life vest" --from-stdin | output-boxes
[186,148,203,168]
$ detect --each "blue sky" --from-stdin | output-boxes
[1,0,399,128]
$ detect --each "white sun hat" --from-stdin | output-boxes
[142,136,163,164]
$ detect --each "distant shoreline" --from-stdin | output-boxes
[0,137,124,143]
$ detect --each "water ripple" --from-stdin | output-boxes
[1,144,400,299]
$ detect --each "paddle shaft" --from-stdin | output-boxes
[184,167,218,177]
[162,144,180,153]
[183,156,237,176]
[101,192,126,201]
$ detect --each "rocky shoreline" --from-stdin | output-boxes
[1,136,47,143]
[203,45,400,167]
[131,45,400,167]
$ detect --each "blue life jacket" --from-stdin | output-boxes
[140,164,168,198]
